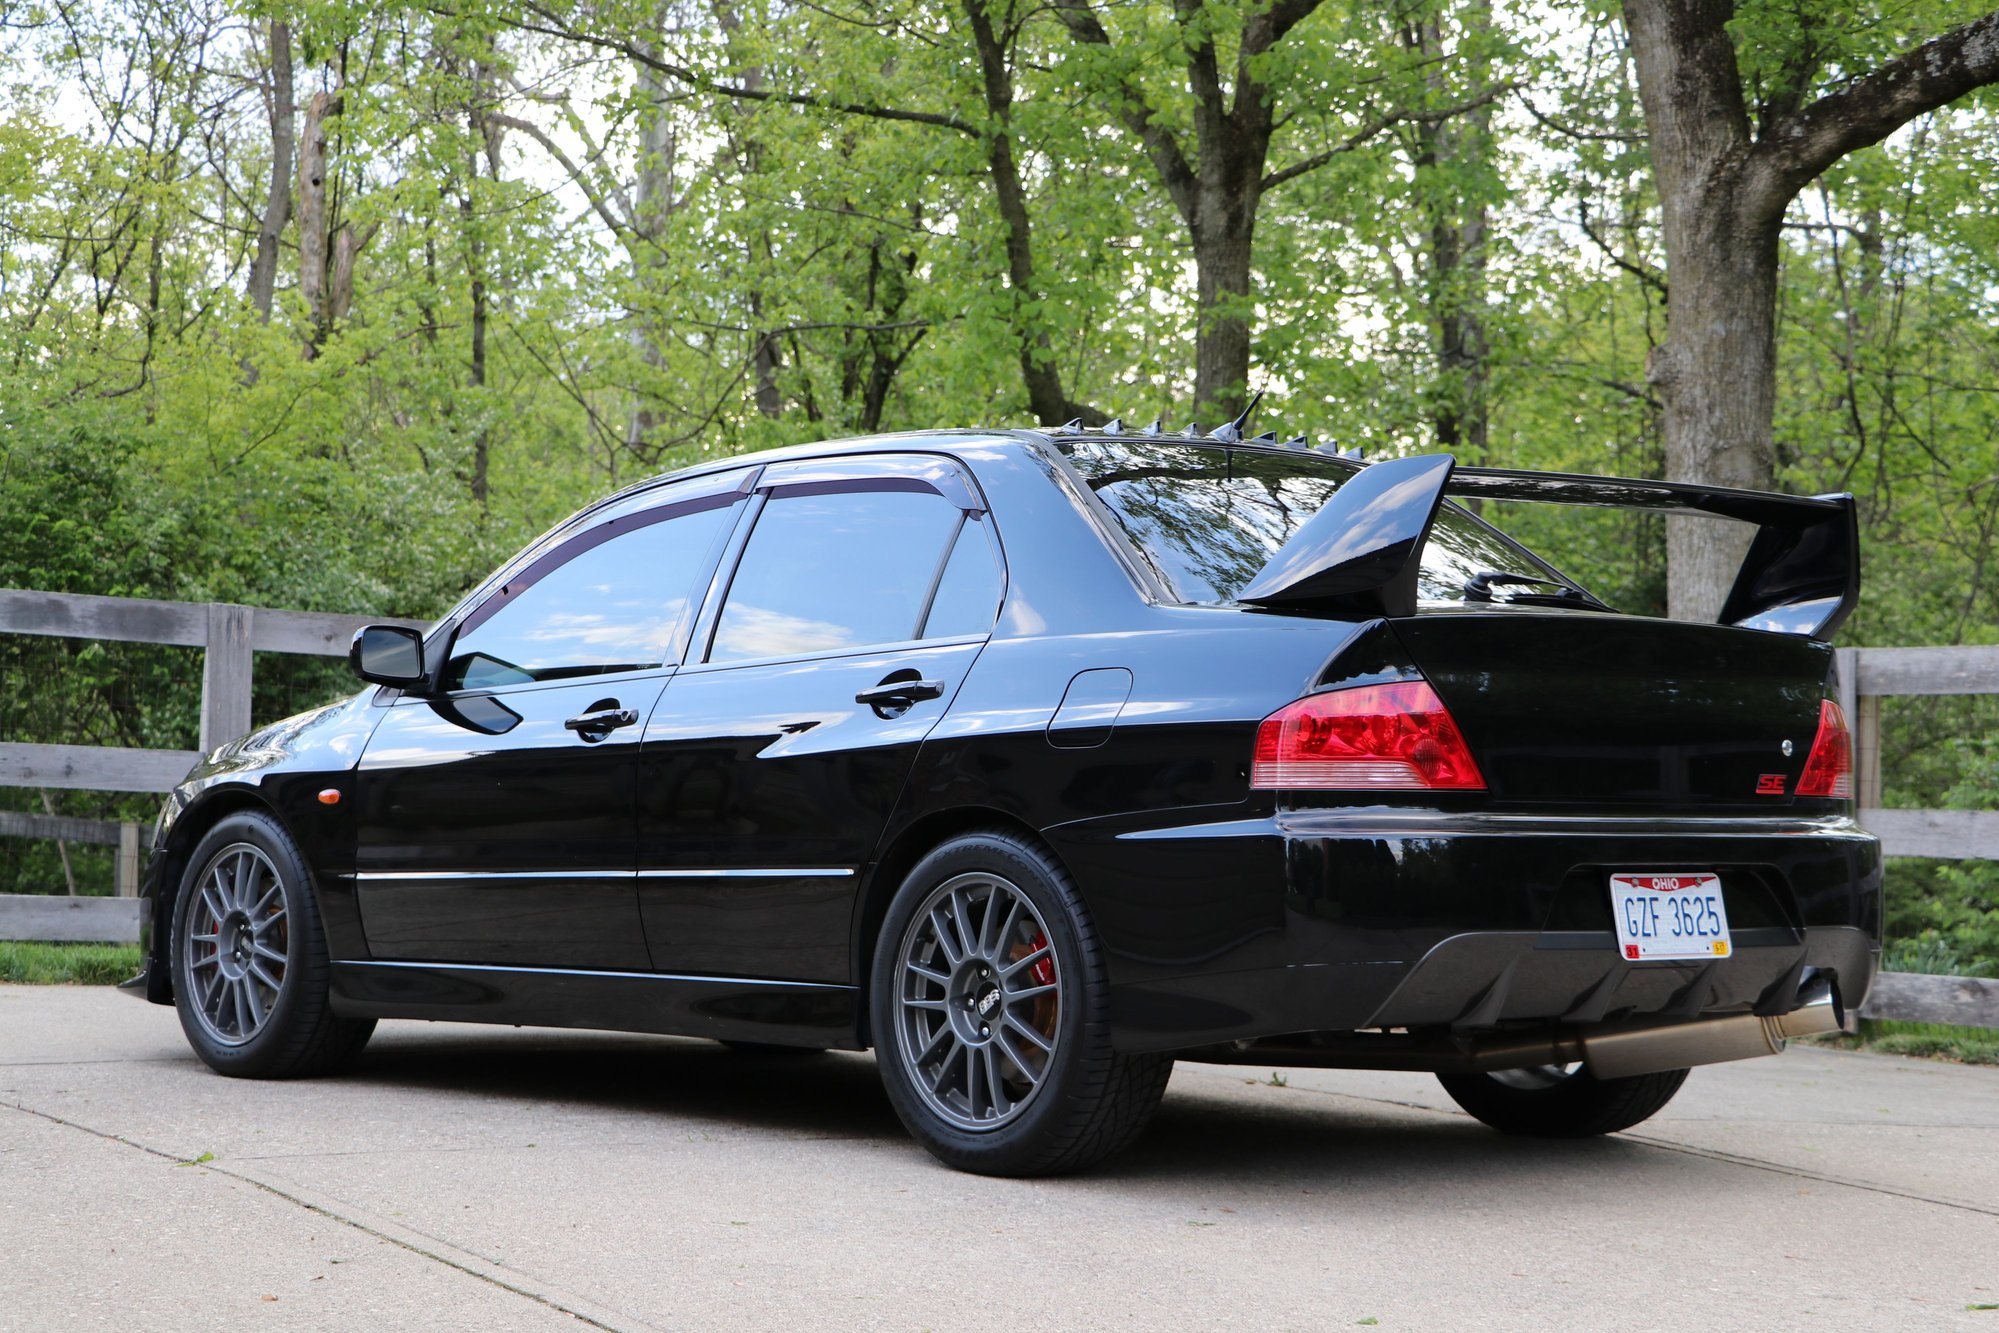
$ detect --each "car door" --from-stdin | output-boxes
[637,454,1006,983]
[352,471,753,970]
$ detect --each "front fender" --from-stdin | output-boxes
[134,690,388,1003]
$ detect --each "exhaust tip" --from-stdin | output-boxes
[1771,971,1844,1041]
[1578,972,1848,1080]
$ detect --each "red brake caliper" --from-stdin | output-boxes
[1026,929,1055,987]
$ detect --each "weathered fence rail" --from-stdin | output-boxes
[1,589,1994,1029]
[0,588,424,935]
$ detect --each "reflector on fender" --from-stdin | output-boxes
[1251,680,1486,791]
[1794,698,1854,799]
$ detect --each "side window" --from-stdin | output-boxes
[444,496,738,691]
[709,488,966,662]
[919,515,1003,639]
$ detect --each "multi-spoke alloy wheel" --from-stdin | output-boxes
[893,871,1064,1132]
[170,810,374,1079]
[870,830,1173,1177]
[180,842,291,1046]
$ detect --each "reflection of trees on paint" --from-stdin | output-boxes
[1067,441,1578,606]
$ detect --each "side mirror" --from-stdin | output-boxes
[350,624,428,689]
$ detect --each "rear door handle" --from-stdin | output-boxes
[854,679,945,707]
[564,707,639,736]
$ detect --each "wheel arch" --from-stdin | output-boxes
[851,805,1070,1047]
[147,786,288,995]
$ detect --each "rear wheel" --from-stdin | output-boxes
[1436,1063,1688,1137]
[171,810,374,1079]
[870,831,1171,1176]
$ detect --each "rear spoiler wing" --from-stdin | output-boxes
[1238,453,1859,641]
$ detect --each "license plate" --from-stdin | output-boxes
[1608,872,1732,961]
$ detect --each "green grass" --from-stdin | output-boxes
[0,941,144,985]
[1807,1019,1999,1066]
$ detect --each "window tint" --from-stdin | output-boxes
[1060,440,1587,607]
[710,489,964,662]
[444,497,738,690]
[920,515,1003,639]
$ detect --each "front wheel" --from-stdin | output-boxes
[870,831,1171,1176]
[1436,1063,1689,1137]
[171,810,374,1079]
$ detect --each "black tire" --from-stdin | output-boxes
[869,829,1172,1176]
[1436,1064,1689,1137]
[170,809,374,1079]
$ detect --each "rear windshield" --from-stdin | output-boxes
[1059,440,1586,608]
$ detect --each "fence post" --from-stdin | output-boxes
[199,602,254,752]
[1855,693,1883,810]
[1834,648,1859,735]
[116,822,141,897]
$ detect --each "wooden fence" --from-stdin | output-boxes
[0,589,424,943]
[1,587,1994,1029]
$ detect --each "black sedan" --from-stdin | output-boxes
[132,426,1880,1175]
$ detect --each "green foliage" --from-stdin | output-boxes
[1842,1021,1999,1065]
[0,942,144,985]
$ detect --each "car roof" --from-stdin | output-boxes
[592,426,1363,518]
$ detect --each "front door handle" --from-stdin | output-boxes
[564,707,639,738]
[854,679,945,708]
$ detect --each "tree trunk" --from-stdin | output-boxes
[296,90,337,355]
[962,0,1100,425]
[715,2,786,421]
[1407,6,1490,461]
[245,20,293,321]
[327,221,374,327]
[1651,204,1780,621]
[624,48,677,458]
[1190,197,1255,422]
[1622,0,1771,621]
[39,790,76,897]
[1622,0,1999,620]
[465,75,504,508]
[1052,0,1316,425]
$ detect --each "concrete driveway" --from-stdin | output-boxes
[3,985,1994,1331]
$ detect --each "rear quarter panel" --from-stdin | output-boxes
[881,440,1368,989]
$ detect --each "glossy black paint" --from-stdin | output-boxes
[1236,452,1455,617]
[136,429,1881,1067]
[354,675,664,969]
[1445,464,1859,640]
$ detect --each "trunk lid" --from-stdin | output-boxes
[1387,611,1833,808]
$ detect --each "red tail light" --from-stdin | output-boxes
[1251,681,1486,791]
[1794,698,1854,799]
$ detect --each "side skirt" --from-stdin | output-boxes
[329,960,863,1050]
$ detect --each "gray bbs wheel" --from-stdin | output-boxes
[179,842,289,1046]
[171,810,374,1079]
[892,870,1064,1132]
[871,830,1171,1176]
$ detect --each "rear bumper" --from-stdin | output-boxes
[1046,807,1882,1054]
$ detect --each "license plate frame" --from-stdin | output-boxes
[1608,872,1733,961]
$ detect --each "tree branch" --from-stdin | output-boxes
[487,112,633,237]
[1262,83,1515,192]
[1576,199,1668,297]
[1048,0,1200,218]
[1517,94,1646,143]
[493,4,980,136]
[1743,10,1999,225]
[1260,0,1326,50]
